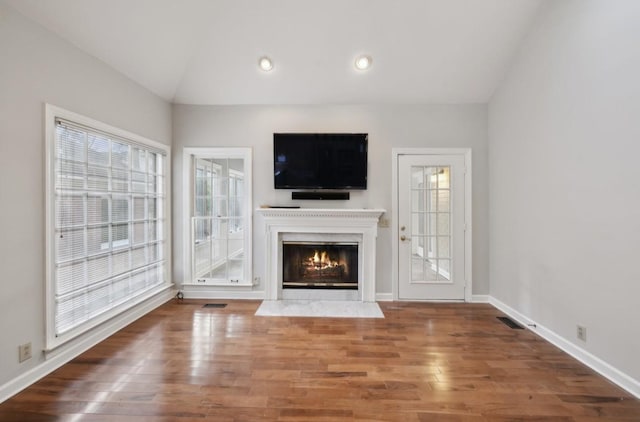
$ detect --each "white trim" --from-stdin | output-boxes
[0,288,174,404]
[183,281,254,287]
[375,293,393,302]
[391,148,472,302]
[46,104,171,151]
[44,105,56,352]
[391,150,398,300]
[44,104,172,351]
[182,147,253,287]
[471,294,490,303]
[257,208,385,219]
[181,289,265,300]
[489,296,640,399]
[464,150,472,303]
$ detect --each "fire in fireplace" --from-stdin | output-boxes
[282,242,358,289]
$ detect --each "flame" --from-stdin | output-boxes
[308,250,338,269]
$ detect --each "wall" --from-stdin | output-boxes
[172,104,489,298]
[489,0,640,383]
[0,4,172,388]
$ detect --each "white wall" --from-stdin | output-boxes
[172,104,489,297]
[489,0,640,382]
[0,4,171,387]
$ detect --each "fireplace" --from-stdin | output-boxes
[256,208,385,301]
[283,242,358,289]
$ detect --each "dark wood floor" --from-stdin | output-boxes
[1,300,638,421]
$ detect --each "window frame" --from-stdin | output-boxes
[182,147,252,287]
[45,104,172,351]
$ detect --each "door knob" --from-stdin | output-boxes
[400,235,411,241]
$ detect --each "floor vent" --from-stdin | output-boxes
[203,303,227,308]
[497,316,524,329]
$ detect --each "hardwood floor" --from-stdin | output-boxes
[1,300,638,421]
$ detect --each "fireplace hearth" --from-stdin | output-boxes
[283,242,358,289]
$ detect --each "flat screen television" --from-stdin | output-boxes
[274,133,368,190]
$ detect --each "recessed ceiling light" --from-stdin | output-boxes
[259,56,273,72]
[355,55,372,71]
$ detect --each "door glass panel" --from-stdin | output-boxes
[427,167,438,189]
[411,236,423,258]
[437,167,450,189]
[411,166,424,189]
[410,165,452,283]
[437,237,450,259]
[437,213,449,236]
[428,213,437,236]
[423,259,437,281]
[426,236,437,259]
[411,190,424,212]
[439,259,451,281]
[437,190,450,212]
[411,213,422,236]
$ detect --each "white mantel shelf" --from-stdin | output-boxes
[256,208,385,219]
[256,208,386,302]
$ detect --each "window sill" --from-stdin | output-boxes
[182,281,254,287]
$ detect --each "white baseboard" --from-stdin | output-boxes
[489,296,640,399]
[181,289,265,300]
[0,289,175,404]
[375,293,393,302]
[182,289,387,301]
[471,294,490,303]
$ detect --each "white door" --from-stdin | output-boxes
[398,154,467,300]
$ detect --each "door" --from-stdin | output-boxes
[397,153,467,300]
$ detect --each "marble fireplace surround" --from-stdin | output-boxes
[256,208,385,302]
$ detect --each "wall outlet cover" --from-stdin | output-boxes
[18,342,32,363]
[577,325,587,342]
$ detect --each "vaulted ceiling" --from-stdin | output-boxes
[5,0,543,105]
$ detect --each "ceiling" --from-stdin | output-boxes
[4,0,543,105]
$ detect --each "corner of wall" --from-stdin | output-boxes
[489,296,640,399]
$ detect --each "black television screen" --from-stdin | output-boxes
[274,133,368,190]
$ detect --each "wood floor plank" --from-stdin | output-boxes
[0,300,638,421]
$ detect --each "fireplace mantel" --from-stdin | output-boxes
[257,208,385,220]
[256,208,385,302]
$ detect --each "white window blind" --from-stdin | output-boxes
[52,118,167,341]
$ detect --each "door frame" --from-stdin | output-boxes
[391,148,472,301]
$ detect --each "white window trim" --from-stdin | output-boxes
[45,104,172,351]
[182,147,253,286]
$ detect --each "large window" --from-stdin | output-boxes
[46,105,171,350]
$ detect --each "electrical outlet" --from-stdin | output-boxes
[18,342,32,363]
[378,218,390,228]
[577,325,587,342]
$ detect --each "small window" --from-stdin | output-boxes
[184,148,252,286]
[46,105,171,350]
